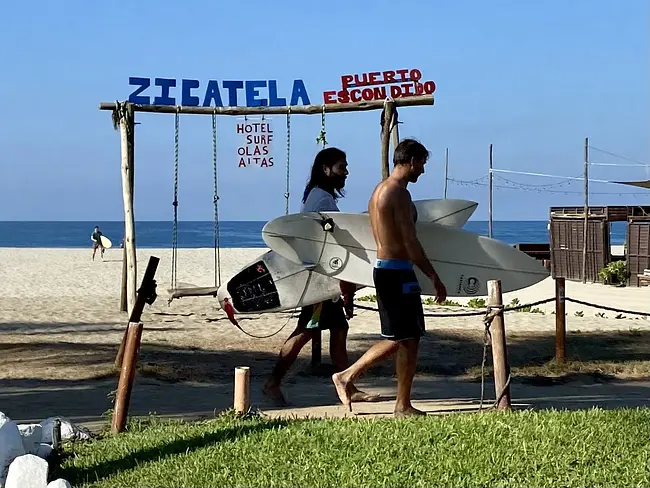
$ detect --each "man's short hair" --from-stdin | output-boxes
[393,138,430,166]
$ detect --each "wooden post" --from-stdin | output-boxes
[488,144,493,238]
[111,322,143,434]
[234,366,250,414]
[389,108,400,153]
[582,137,589,283]
[111,256,159,434]
[555,277,566,363]
[443,148,449,198]
[119,102,137,313]
[120,246,127,312]
[380,100,395,180]
[115,256,160,369]
[487,279,511,410]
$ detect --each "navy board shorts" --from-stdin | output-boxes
[373,258,425,341]
[297,298,348,332]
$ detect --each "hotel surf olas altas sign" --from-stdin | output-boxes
[126,68,436,168]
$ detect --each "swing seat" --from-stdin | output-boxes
[168,286,220,300]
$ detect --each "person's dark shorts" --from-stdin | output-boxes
[297,298,349,332]
[373,258,425,341]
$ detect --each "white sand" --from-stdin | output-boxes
[0,246,648,339]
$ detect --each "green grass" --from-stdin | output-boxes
[55,408,650,487]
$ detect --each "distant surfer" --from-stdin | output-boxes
[263,147,381,407]
[91,226,105,261]
[332,139,448,417]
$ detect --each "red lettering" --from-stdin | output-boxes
[368,72,381,85]
[337,89,350,104]
[373,86,387,99]
[383,70,396,83]
[410,69,422,82]
[414,82,424,95]
[323,90,337,104]
[341,75,353,89]
[353,73,368,87]
[361,88,375,101]
[396,69,409,81]
[350,89,362,103]
[401,83,414,96]
[423,81,436,94]
[390,85,402,98]
[239,157,246,167]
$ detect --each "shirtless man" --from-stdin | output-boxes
[332,138,447,417]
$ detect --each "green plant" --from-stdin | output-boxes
[467,298,486,308]
[599,261,630,286]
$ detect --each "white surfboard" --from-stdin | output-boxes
[217,199,478,314]
[261,212,549,298]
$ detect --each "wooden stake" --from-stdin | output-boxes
[582,137,589,283]
[234,366,250,414]
[555,277,566,363]
[111,256,159,434]
[488,144,493,239]
[111,322,143,434]
[115,256,160,369]
[487,279,511,410]
[119,103,137,313]
[100,95,434,116]
[389,108,400,153]
[381,100,395,180]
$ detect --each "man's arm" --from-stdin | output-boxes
[395,190,440,280]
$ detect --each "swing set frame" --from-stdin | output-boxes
[99,94,434,314]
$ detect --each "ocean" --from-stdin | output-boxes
[0,220,629,248]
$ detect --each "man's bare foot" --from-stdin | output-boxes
[332,372,353,412]
[262,384,289,407]
[394,405,427,418]
[349,389,383,403]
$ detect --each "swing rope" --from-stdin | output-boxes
[171,108,180,291]
[212,111,221,287]
[285,108,291,215]
[316,104,327,147]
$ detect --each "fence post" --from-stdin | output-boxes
[487,279,512,410]
[555,277,567,363]
[234,366,251,414]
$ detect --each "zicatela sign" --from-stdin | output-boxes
[126,68,436,107]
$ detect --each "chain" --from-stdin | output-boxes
[171,108,180,291]
[212,111,221,287]
[316,105,327,147]
[285,109,291,215]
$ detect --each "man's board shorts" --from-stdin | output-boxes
[297,298,348,332]
[373,258,425,341]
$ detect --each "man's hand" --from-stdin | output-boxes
[428,273,447,304]
[339,280,357,319]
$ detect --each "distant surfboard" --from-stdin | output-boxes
[217,199,478,314]
[262,212,549,298]
[100,236,112,249]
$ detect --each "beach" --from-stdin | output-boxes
[1,246,649,425]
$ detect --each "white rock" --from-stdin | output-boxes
[18,424,43,455]
[5,453,48,488]
[47,479,72,488]
[0,413,26,487]
[40,417,91,444]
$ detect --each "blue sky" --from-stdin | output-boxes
[1,0,648,222]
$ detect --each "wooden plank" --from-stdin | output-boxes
[168,286,220,299]
[99,95,434,116]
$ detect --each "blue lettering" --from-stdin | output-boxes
[245,80,268,107]
[128,77,150,104]
[223,81,243,106]
[202,80,223,107]
[268,80,286,107]
[182,79,200,106]
[290,79,310,106]
[154,78,176,105]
